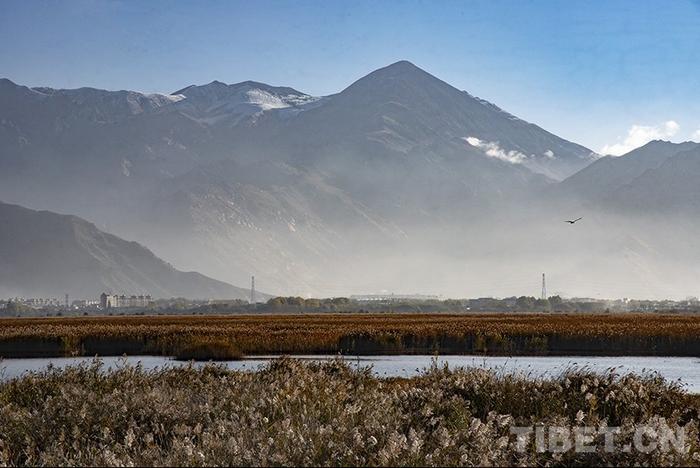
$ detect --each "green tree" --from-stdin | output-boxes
[515,296,536,311]
[267,297,286,306]
[548,295,564,310]
[304,298,322,309]
[5,300,32,314]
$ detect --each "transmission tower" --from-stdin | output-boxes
[251,276,256,304]
[541,273,547,300]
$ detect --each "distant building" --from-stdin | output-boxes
[9,297,62,309]
[100,293,152,309]
[71,300,99,309]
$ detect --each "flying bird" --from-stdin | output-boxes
[565,217,583,224]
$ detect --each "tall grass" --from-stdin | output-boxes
[1,313,700,357]
[0,358,697,466]
[172,336,243,361]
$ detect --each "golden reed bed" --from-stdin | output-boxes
[0,313,700,358]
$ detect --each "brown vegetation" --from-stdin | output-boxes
[1,313,700,358]
[173,337,243,361]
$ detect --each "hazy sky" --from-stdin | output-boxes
[2,0,700,153]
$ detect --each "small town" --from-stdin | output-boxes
[1,292,700,317]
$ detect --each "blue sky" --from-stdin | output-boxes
[2,0,700,153]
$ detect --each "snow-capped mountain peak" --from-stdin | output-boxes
[25,85,185,121]
[171,80,320,124]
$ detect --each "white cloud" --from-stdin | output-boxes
[544,150,555,159]
[692,128,700,141]
[463,136,526,164]
[601,120,680,156]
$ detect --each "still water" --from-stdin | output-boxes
[2,355,700,392]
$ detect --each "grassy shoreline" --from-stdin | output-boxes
[0,358,698,466]
[1,313,700,359]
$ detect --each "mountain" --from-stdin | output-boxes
[556,140,700,202]
[603,144,700,215]
[0,77,214,222]
[211,61,596,181]
[4,61,700,299]
[270,61,596,180]
[0,62,603,296]
[523,140,700,299]
[0,201,258,300]
[128,61,599,291]
[31,85,184,121]
[171,80,321,125]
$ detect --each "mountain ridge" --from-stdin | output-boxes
[0,200,261,300]
[557,140,699,201]
[0,61,616,296]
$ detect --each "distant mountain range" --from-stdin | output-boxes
[555,140,700,204]
[1,61,699,298]
[555,140,700,217]
[0,201,257,300]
